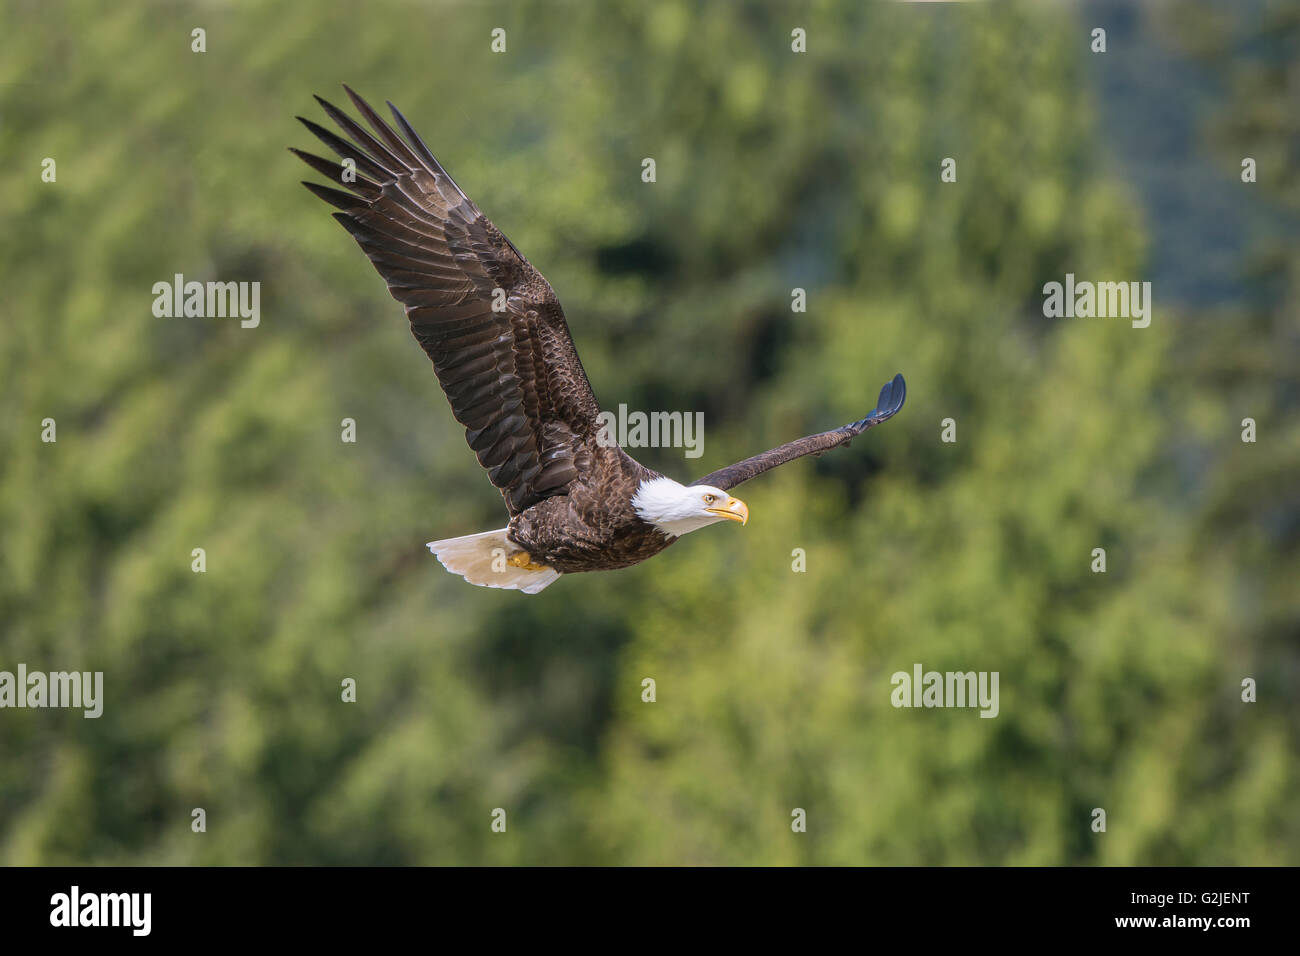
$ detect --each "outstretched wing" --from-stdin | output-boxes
[690,373,906,491]
[293,86,602,515]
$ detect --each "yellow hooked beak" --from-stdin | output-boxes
[706,496,749,526]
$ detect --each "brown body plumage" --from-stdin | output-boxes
[293,87,905,592]
[508,446,671,573]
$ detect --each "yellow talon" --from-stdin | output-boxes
[507,551,550,572]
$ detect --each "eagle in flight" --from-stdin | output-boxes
[294,87,906,593]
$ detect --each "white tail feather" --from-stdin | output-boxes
[426,528,560,594]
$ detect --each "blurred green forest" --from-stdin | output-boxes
[0,0,1296,864]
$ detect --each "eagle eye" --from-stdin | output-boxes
[703,494,717,504]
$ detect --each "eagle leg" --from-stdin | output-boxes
[506,550,551,572]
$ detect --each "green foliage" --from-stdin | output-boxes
[0,0,1294,864]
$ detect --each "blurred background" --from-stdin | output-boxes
[1,0,1296,865]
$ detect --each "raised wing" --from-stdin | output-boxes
[690,373,906,491]
[293,86,602,515]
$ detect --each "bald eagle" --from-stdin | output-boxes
[293,88,906,594]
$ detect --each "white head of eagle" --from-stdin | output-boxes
[632,478,749,538]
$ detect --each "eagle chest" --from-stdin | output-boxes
[508,494,672,573]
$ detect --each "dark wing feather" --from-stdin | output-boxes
[691,374,906,491]
[294,86,602,515]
